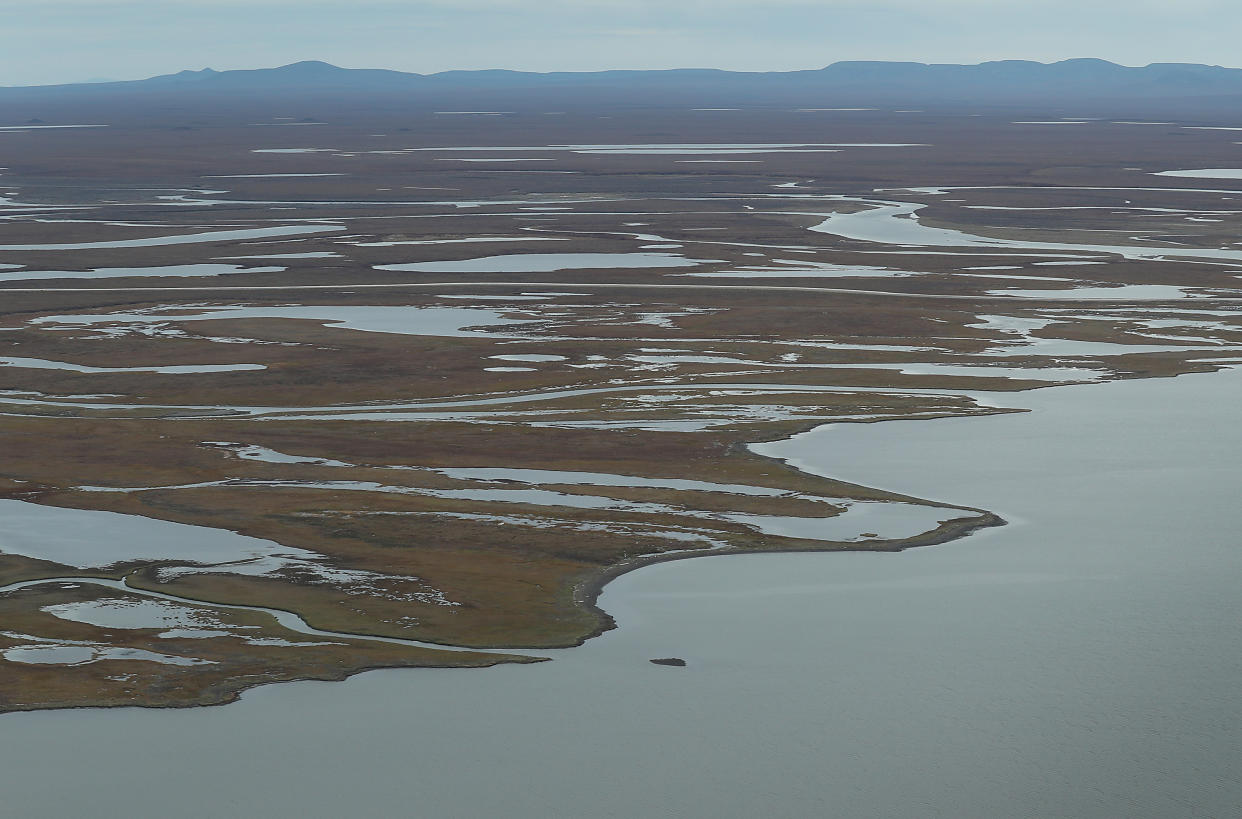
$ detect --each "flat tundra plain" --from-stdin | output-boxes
[0,100,1239,710]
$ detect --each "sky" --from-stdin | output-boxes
[2,0,1240,87]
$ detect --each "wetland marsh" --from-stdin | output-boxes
[0,98,1238,776]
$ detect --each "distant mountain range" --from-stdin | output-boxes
[5,59,1242,109]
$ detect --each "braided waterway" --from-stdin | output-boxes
[0,365,1238,818]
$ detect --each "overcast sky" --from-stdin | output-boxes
[2,0,1239,86]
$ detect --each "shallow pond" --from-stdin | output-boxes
[0,264,285,281]
[377,252,708,273]
[810,199,1242,266]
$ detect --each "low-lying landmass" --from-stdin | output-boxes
[1,70,1239,710]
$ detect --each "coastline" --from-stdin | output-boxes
[0,399,1012,713]
[5,365,1239,818]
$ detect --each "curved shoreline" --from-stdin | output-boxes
[561,507,1007,652]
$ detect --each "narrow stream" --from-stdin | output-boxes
[0,576,529,656]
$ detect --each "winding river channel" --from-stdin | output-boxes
[1,365,1238,817]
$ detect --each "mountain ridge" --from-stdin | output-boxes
[5,59,1242,110]
[57,57,1242,88]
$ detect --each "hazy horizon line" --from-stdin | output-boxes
[14,56,1240,91]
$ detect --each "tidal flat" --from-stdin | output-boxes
[0,101,1240,716]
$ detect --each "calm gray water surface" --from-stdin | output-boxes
[1,368,1239,818]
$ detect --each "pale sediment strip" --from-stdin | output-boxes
[0,225,344,251]
[0,382,1014,419]
[1,280,1239,303]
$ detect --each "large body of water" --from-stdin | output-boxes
[1,368,1239,818]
